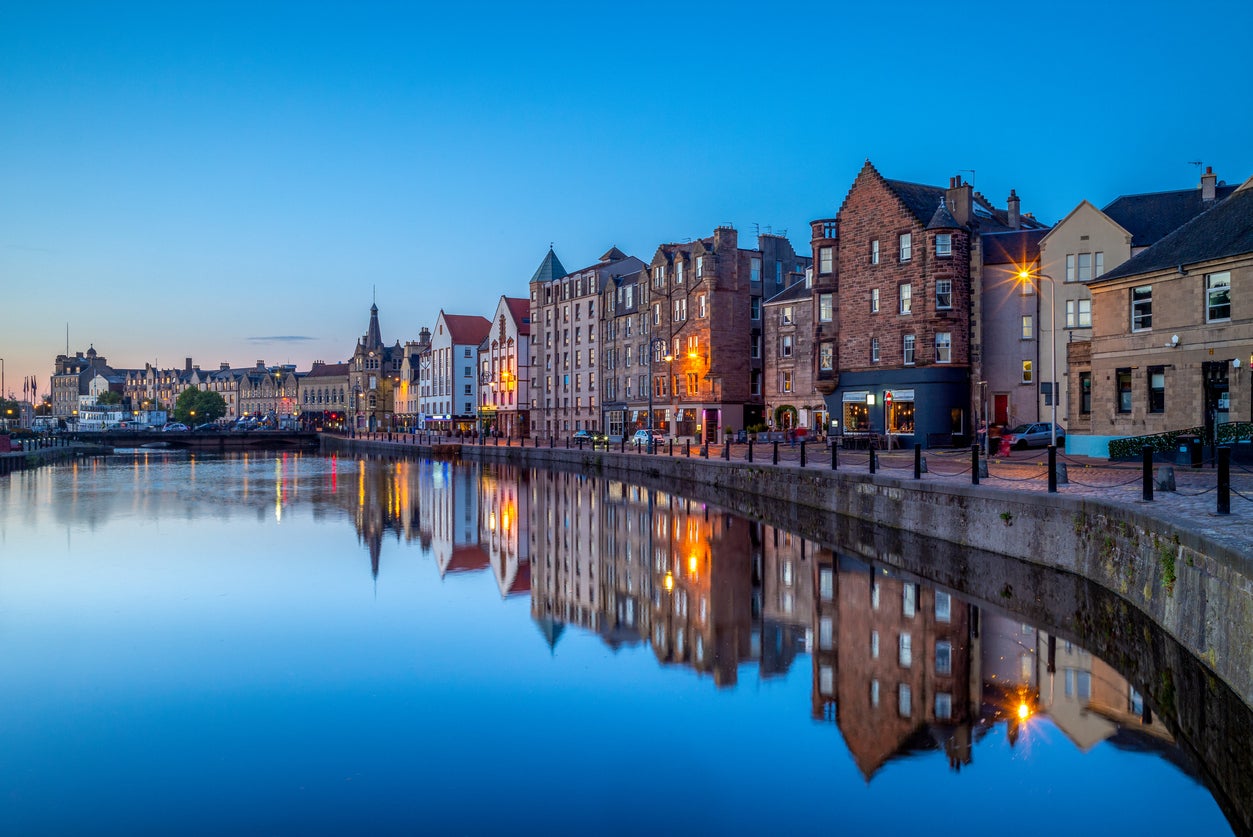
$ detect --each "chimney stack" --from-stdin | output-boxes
[946,175,973,227]
[1201,166,1217,203]
[184,357,193,372]
[1007,189,1021,230]
[220,362,230,371]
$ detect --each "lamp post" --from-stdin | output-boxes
[1019,268,1058,448]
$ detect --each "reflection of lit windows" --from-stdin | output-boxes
[935,591,951,622]
[903,584,916,617]
[935,693,952,719]
[870,679,880,707]
[819,568,834,600]
[936,641,952,675]
[898,684,911,716]
[899,633,912,667]
[871,630,879,659]
[819,617,833,650]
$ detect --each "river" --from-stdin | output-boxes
[0,450,1245,835]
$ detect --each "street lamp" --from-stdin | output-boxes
[1018,267,1058,448]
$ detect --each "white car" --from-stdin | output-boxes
[631,429,666,447]
[162,422,190,432]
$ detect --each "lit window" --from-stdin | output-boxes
[819,342,834,371]
[1022,360,1033,383]
[899,283,912,314]
[1021,315,1033,339]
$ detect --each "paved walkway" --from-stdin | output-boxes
[342,432,1253,557]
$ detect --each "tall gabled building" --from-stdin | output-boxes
[478,296,533,438]
[419,310,491,434]
[813,163,1045,446]
[348,302,403,432]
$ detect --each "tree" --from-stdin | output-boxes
[97,390,123,406]
[173,389,227,424]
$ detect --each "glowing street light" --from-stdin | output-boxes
[1018,267,1059,448]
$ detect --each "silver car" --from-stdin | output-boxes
[1003,422,1065,449]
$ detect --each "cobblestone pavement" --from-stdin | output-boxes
[353,432,1253,557]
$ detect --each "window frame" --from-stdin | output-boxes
[899,232,912,262]
[899,283,912,315]
[935,233,952,257]
[935,278,952,310]
[935,332,952,364]
[902,334,915,366]
[1131,285,1153,332]
[1206,271,1231,322]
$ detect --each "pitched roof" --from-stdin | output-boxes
[981,229,1049,266]
[441,313,492,346]
[530,248,568,284]
[885,178,948,225]
[1103,183,1240,248]
[926,199,960,230]
[1097,178,1253,282]
[305,362,349,378]
[764,279,811,304]
[505,297,532,335]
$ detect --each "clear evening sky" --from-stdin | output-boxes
[3,0,1250,399]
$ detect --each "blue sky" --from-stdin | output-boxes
[3,0,1251,398]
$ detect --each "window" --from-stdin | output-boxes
[1021,315,1033,339]
[781,335,794,358]
[935,279,952,309]
[935,591,951,622]
[1207,272,1231,321]
[935,332,952,363]
[870,679,880,707]
[1077,253,1092,281]
[819,293,833,322]
[751,297,761,320]
[936,641,952,675]
[1066,298,1092,328]
[781,371,793,393]
[1095,251,1104,277]
[1131,285,1152,331]
[871,631,880,659]
[751,335,761,359]
[1117,368,1132,412]
[1148,366,1165,413]
[871,239,880,265]
[686,372,698,394]
[903,585,916,617]
[902,335,915,365]
[696,256,704,277]
[818,246,833,274]
[776,260,783,284]
[698,294,707,318]
[899,633,912,667]
[780,305,794,325]
[1022,360,1033,383]
[935,693,953,719]
[899,283,912,314]
[898,684,911,717]
[899,232,912,262]
[871,288,880,313]
[871,337,880,363]
[673,298,687,321]
[1065,254,1076,282]
[819,343,834,372]
[1080,371,1092,414]
[935,233,952,256]
[675,262,684,284]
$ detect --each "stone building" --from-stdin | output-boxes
[348,303,403,432]
[238,361,297,422]
[980,229,1049,436]
[1078,175,1253,451]
[51,347,115,419]
[763,271,828,434]
[603,227,808,443]
[529,247,644,438]
[302,360,351,429]
[392,331,429,433]
[812,163,1045,447]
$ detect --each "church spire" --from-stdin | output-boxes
[364,301,383,349]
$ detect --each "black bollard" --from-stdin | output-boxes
[831,441,838,471]
[748,440,754,463]
[914,443,922,480]
[869,447,876,474]
[1142,445,1154,502]
[1048,445,1057,493]
[800,440,807,467]
[550,434,554,449]
[1218,446,1231,515]
[668,439,673,456]
[971,443,979,485]
[702,443,708,459]
[578,438,584,450]
[685,440,690,457]
[620,436,625,453]
[772,441,779,465]
[722,440,729,460]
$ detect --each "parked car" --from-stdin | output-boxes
[193,423,220,432]
[162,422,190,432]
[1002,422,1065,450]
[631,429,667,448]
[573,429,608,446]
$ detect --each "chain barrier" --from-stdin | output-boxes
[1231,487,1253,503]
[986,471,1047,483]
[1175,485,1219,497]
[1064,473,1145,489]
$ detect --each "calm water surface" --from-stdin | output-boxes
[0,451,1243,835]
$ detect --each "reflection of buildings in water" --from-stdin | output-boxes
[324,456,424,579]
[480,466,530,598]
[812,553,975,778]
[418,459,487,577]
[761,526,814,679]
[529,471,605,645]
